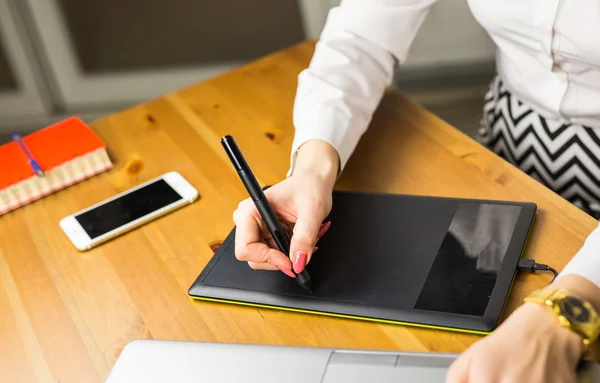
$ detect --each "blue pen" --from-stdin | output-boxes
[11,132,44,177]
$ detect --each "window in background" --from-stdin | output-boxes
[57,0,306,73]
[21,0,325,110]
[0,0,47,123]
[0,37,17,90]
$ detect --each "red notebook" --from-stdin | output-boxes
[0,117,112,215]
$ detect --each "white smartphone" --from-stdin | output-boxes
[60,171,198,251]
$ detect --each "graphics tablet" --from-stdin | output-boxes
[189,191,536,333]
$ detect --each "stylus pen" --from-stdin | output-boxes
[221,135,312,293]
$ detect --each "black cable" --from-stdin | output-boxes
[544,266,559,282]
[517,259,558,282]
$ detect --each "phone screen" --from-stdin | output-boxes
[75,179,183,239]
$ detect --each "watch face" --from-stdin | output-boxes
[559,296,590,323]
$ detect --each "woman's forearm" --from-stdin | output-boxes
[291,1,436,174]
[292,140,339,190]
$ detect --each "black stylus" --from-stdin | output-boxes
[221,135,312,293]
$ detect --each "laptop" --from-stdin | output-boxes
[105,340,600,382]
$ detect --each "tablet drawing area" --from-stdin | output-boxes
[189,191,536,333]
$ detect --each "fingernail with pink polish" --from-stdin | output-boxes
[313,247,319,254]
[293,252,307,274]
[317,221,332,239]
[279,267,295,278]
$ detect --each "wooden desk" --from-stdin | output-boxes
[1,41,597,382]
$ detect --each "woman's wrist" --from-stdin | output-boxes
[551,274,600,312]
[518,302,584,357]
[292,140,339,189]
[504,301,584,365]
[515,274,600,360]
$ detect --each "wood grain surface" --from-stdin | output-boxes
[1,41,598,382]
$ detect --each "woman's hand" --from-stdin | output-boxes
[446,302,582,383]
[447,274,600,383]
[232,140,339,276]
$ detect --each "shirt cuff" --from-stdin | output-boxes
[557,221,600,288]
[287,105,367,178]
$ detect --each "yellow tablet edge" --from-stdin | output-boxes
[190,295,490,336]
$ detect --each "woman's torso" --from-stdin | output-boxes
[468,0,600,129]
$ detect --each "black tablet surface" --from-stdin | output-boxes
[189,190,536,334]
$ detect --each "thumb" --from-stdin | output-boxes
[445,354,470,383]
[289,206,324,274]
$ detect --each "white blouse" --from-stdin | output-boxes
[289,0,600,287]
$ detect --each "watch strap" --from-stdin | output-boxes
[524,288,600,352]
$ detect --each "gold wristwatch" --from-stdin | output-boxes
[524,288,600,353]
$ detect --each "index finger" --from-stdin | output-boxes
[233,202,292,270]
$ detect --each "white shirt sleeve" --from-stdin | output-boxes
[289,0,439,175]
[557,221,600,288]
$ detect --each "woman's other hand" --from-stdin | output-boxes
[447,274,600,383]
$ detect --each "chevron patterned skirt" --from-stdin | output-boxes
[477,76,600,219]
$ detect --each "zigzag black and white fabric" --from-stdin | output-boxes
[477,76,600,219]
